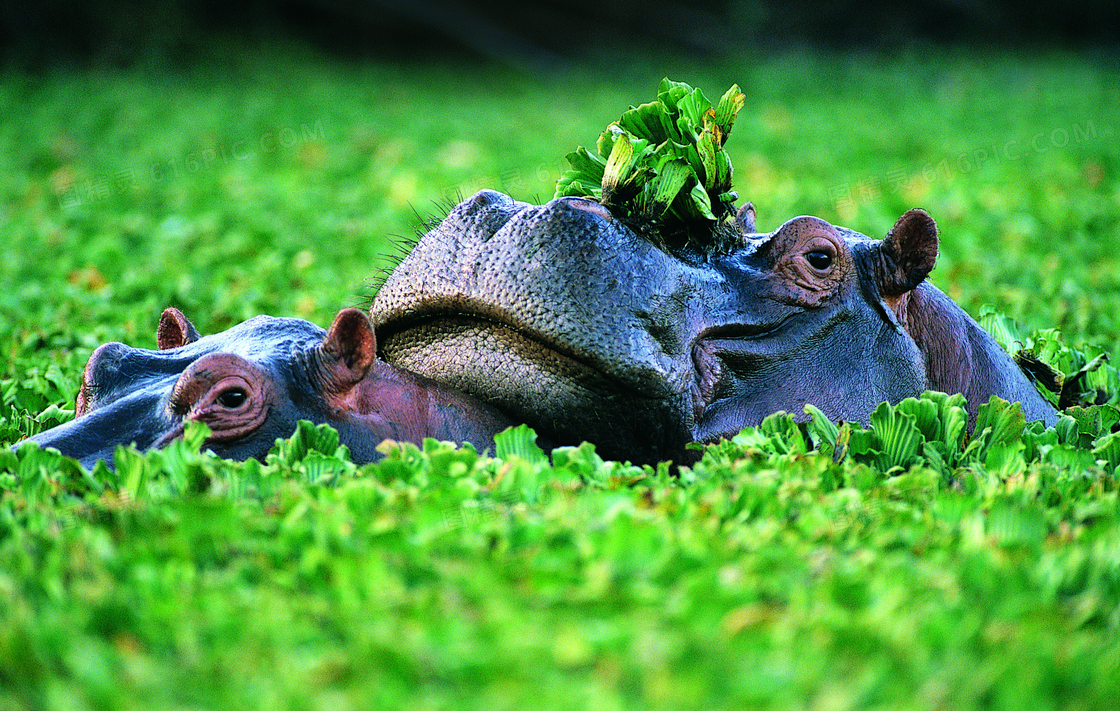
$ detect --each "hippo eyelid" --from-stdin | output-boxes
[167,352,269,417]
[173,365,272,443]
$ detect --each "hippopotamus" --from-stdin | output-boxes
[370,190,1057,464]
[17,307,515,469]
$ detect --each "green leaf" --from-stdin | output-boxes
[673,89,712,137]
[116,446,152,500]
[712,84,745,139]
[550,441,609,485]
[616,100,676,145]
[1042,442,1098,471]
[555,174,604,199]
[978,305,1024,354]
[897,392,968,465]
[1054,413,1085,446]
[803,404,840,455]
[984,441,1026,479]
[600,131,635,195]
[600,130,652,202]
[725,412,806,457]
[972,397,1027,461]
[978,306,1120,409]
[867,401,924,472]
[712,149,734,192]
[646,157,691,215]
[696,129,719,190]
[494,424,547,465]
[656,78,694,113]
[267,421,350,471]
[987,500,1046,547]
[567,145,607,178]
[681,181,717,221]
[1091,430,1120,474]
[759,412,808,455]
[555,147,606,199]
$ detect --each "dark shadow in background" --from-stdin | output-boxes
[1,0,1117,71]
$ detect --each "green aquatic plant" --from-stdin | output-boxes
[555,78,746,249]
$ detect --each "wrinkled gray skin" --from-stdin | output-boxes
[16,308,515,469]
[372,190,1057,464]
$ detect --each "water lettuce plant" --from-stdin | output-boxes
[979,306,1120,409]
[5,394,1120,709]
[555,78,746,247]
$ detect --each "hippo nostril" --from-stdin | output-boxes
[463,189,513,214]
[77,342,132,416]
[559,196,615,222]
[83,342,127,379]
[445,190,527,243]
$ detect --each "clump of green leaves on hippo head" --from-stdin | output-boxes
[555,78,746,252]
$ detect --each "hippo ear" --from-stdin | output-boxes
[877,209,939,297]
[316,308,377,393]
[158,307,201,349]
[735,201,757,234]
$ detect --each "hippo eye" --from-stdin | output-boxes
[216,387,248,409]
[806,250,833,271]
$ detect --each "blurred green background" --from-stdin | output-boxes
[1,42,1116,373]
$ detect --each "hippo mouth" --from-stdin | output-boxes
[374,301,689,460]
[376,303,668,399]
[380,313,606,383]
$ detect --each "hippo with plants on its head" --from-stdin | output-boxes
[370,190,1058,464]
[16,307,516,469]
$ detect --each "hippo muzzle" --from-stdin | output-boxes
[372,191,708,462]
[26,385,175,469]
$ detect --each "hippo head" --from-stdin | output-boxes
[21,307,515,468]
[371,190,1056,464]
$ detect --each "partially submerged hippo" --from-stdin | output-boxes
[371,190,1057,464]
[18,307,515,468]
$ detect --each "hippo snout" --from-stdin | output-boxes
[371,190,708,462]
[375,190,1059,463]
[22,386,175,469]
[76,341,131,416]
[77,341,197,417]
